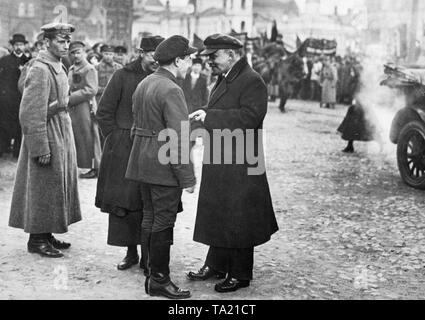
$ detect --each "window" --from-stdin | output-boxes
[241,21,245,32]
[18,3,25,17]
[27,3,35,17]
[223,0,227,9]
[241,0,246,10]
[230,0,234,9]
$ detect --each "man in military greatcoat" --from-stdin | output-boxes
[95,36,164,271]
[95,44,122,104]
[9,23,82,258]
[0,34,31,158]
[188,34,279,293]
[68,41,101,179]
[126,35,197,299]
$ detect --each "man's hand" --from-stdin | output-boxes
[185,185,196,194]
[189,110,206,123]
[37,153,51,166]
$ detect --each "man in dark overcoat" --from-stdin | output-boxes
[95,36,164,271]
[125,35,197,299]
[9,23,82,258]
[188,34,278,293]
[0,34,31,158]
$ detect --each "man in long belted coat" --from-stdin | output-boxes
[68,41,101,179]
[126,35,197,299]
[0,34,31,158]
[188,34,278,293]
[9,23,82,258]
[95,36,164,271]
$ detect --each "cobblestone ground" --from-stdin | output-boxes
[1,100,425,300]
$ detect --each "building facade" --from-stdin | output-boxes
[0,0,132,48]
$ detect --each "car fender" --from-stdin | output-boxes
[390,105,425,144]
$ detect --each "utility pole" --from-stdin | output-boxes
[408,0,419,63]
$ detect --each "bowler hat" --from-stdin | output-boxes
[154,35,197,63]
[200,33,243,55]
[192,57,203,65]
[140,36,164,52]
[10,34,28,45]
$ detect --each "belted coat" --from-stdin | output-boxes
[9,50,81,234]
[193,57,278,248]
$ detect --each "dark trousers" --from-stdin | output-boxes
[140,183,182,233]
[206,246,254,280]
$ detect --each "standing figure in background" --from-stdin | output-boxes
[310,56,323,101]
[95,45,122,104]
[180,57,209,151]
[9,23,81,258]
[114,46,128,67]
[0,34,31,158]
[96,36,164,271]
[68,41,101,179]
[320,56,338,109]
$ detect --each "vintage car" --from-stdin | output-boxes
[384,64,425,189]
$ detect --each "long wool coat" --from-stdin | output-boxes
[68,60,101,169]
[9,50,82,234]
[95,58,149,213]
[193,57,278,249]
[321,63,338,104]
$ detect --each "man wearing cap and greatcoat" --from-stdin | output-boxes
[0,34,31,158]
[126,35,197,299]
[95,36,164,272]
[95,44,122,105]
[9,23,82,258]
[68,41,101,179]
[188,34,278,293]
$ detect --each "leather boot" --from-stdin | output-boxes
[140,230,151,277]
[148,229,191,299]
[117,246,139,270]
[28,234,64,258]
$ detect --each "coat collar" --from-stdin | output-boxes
[155,67,178,84]
[70,59,89,73]
[124,57,146,74]
[208,57,248,106]
[36,50,63,74]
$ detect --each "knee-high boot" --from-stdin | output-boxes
[148,228,191,299]
[140,229,151,294]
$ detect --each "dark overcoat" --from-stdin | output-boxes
[125,67,196,189]
[95,58,149,213]
[0,53,31,147]
[337,103,377,142]
[9,50,81,234]
[193,57,278,249]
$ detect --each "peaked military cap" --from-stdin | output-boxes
[153,35,197,63]
[41,22,75,39]
[69,41,85,53]
[100,44,115,53]
[139,36,164,52]
[114,46,128,54]
[200,33,243,55]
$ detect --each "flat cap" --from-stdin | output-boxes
[69,41,85,53]
[41,22,75,39]
[200,33,243,55]
[100,44,115,53]
[154,35,197,63]
[114,46,128,54]
[139,36,164,52]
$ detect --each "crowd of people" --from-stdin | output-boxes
[2,23,278,300]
